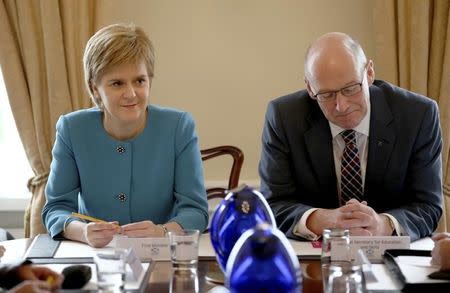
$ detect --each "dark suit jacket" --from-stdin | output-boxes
[259,80,442,241]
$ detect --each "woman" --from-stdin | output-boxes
[42,23,208,248]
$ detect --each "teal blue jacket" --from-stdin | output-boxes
[43,105,208,238]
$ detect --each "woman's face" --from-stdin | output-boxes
[93,61,151,132]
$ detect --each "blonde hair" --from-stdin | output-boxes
[83,23,155,108]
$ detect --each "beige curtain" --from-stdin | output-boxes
[0,0,95,237]
[374,0,450,231]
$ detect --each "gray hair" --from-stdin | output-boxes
[304,33,367,81]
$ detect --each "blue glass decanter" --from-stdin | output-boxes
[226,223,302,293]
[209,184,276,272]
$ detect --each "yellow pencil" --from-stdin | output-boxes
[71,212,121,231]
[46,275,55,285]
[71,212,108,223]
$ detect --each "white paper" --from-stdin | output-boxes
[54,238,117,258]
[54,234,213,261]
[409,237,434,250]
[54,234,419,261]
[366,264,402,290]
[396,255,436,267]
[288,240,322,257]
[395,256,444,284]
[126,248,144,280]
[349,236,410,261]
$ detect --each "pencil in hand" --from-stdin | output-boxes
[71,212,108,223]
[70,212,121,234]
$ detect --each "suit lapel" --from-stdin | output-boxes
[366,86,395,196]
[304,106,337,197]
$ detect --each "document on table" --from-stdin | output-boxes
[55,235,212,260]
[53,234,321,260]
[394,255,448,285]
[366,264,402,290]
[54,239,116,258]
[54,234,434,260]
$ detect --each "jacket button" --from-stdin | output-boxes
[116,146,126,153]
[117,193,127,202]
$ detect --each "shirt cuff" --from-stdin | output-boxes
[59,215,86,239]
[293,208,321,240]
[382,213,404,236]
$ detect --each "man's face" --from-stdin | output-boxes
[306,58,374,129]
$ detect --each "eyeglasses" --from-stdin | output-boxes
[312,67,367,102]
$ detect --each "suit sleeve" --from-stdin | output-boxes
[259,101,313,239]
[388,100,442,241]
[170,112,209,232]
[42,116,81,239]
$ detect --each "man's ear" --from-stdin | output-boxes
[305,79,316,99]
[366,60,375,85]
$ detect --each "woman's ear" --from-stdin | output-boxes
[91,81,99,98]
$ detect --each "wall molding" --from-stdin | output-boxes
[1,196,29,211]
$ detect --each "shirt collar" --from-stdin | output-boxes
[329,98,371,138]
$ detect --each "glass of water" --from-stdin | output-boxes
[94,248,127,292]
[168,229,200,270]
[321,229,351,290]
[170,268,199,293]
[326,264,365,293]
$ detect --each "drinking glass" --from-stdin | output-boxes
[170,268,199,293]
[326,264,365,293]
[168,229,200,270]
[321,229,351,290]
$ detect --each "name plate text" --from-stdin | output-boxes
[116,236,170,261]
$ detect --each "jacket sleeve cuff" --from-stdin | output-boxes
[382,213,405,236]
[293,208,321,240]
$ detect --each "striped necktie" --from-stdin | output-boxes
[340,130,363,205]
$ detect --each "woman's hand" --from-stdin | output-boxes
[431,233,450,271]
[121,220,164,237]
[15,264,63,292]
[0,245,5,257]
[121,221,184,238]
[9,280,52,293]
[84,221,121,248]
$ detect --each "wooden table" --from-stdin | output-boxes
[0,238,324,292]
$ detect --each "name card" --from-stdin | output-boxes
[116,236,170,261]
[125,248,144,280]
[350,236,410,261]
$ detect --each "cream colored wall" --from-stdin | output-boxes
[95,0,375,185]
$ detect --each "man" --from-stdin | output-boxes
[259,32,442,242]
